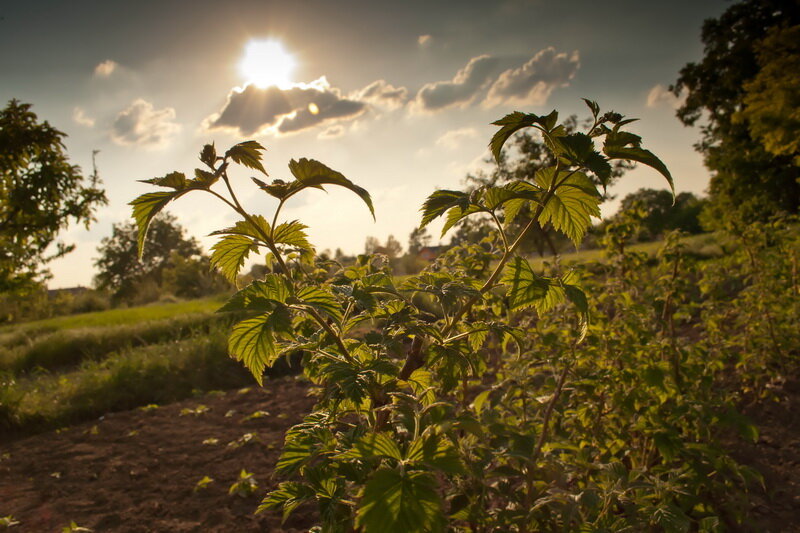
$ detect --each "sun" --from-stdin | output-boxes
[239,40,296,89]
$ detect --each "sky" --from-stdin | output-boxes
[0,0,728,288]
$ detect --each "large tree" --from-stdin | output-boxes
[672,0,800,229]
[0,100,107,292]
[94,212,205,302]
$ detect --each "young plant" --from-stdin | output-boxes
[133,100,702,532]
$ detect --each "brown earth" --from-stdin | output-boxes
[2,375,800,532]
[0,377,316,532]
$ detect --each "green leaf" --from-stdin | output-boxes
[295,286,343,322]
[217,275,292,313]
[199,143,217,168]
[562,272,589,343]
[603,131,674,198]
[228,307,291,384]
[653,503,690,533]
[210,234,259,284]
[225,140,267,175]
[356,469,444,533]
[287,158,374,219]
[210,215,271,241]
[258,482,315,523]
[191,168,219,189]
[419,190,470,228]
[346,432,403,461]
[489,112,536,163]
[582,98,600,117]
[273,220,313,252]
[129,191,179,259]
[139,171,188,190]
[535,167,601,245]
[502,257,562,312]
[405,435,464,475]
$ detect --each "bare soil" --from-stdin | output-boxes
[2,376,800,532]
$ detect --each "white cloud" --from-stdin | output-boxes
[483,47,580,107]
[353,80,408,110]
[110,99,180,148]
[646,84,684,109]
[94,60,118,78]
[412,55,501,112]
[436,127,478,150]
[418,34,433,47]
[72,107,95,127]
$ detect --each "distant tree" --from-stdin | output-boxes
[0,99,107,293]
[672,0,800,229]
[364,235,403,259]
[616,188,706,240]
[407,226,432,255]
[94,212,204,302]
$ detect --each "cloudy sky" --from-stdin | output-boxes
[0,0,727,288]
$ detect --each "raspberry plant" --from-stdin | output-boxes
[132,100,754,532]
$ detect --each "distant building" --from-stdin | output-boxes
[417,246,448,261]
[47,286,90,298]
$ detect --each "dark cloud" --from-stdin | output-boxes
[484,48,580,107]
[413,55,501,112]
[110,99,180,148]
[206,78,366,136]
[354,79,408,109]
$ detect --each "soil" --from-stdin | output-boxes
[0,377,316,532]
[2,375,800,532]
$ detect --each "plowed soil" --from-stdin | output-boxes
[2,376,799,532]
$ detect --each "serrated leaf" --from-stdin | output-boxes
[535,168,601,245]
[356,469,444,533]
[129,191,179,259]
[287,158,374,219]
[273,220,313,252]
[345,432,403,461]
[191,168,219,189]
[210,215,271,242]
[582,98,600,117]
[217,275,293,313]
[226,140,267,175]
[405,435,464,475]
[139,171,188,190]
[258,482,315,523]
[603,131,674,198]
[562,274,589,343]
[441,204,481,236]
[295,286,343,322]
[199,143,217,168]
[210,234,258,284]
[228,307,291,384]
[653,503,690,533]
[419,190,470,229]
[502,257,563,313]
[489,112,537,163]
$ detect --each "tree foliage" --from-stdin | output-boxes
[94,212,223,302]
[614,188,706,240]
[673,0,800,228]
[0,99,107,293]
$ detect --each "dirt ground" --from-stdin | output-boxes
[2,376,800,532]
[0,377,316,532]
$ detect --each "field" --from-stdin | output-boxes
[2,229,799,531]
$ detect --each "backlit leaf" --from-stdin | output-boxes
[228,307,291,384]
[356,469,444,533]
[287,158,374,219]
[129,191,179,259]
[535,167,601,245]
[210,234,258,284]
[226,140,267,176]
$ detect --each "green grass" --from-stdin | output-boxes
[0,312,234,375]
[0,295,228,342]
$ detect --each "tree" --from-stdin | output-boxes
[615,188,706,240]
[94,212,205,302]
[672,0,800,229]
[364,235,402,258]
[407,226,432,255]
[0,99,107,293]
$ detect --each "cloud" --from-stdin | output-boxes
[94,60,118,78]
[72,107,95,127]
[205,78,367,136]
[413,55,501,112]
[353,79,408,109]
[418,34,433,47]
[318,125,345,139]
[646,84,684,109]
[110,99,180,148]
[436,127,478,150]
[483,47,580,107]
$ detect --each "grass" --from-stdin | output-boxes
[1,312,233,375]
[0,295,228,345]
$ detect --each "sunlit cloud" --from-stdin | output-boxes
[353,79,409,109]
[205,77,366,136]
[94,59,118,78]
[412,55,501,112]
[318,125,345,139]
[418,34,433,47]
[483,47,580,107]
[110,99,180,148]
[646,84,685,109]
[436,127,478,150]
[72,107,95,127]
